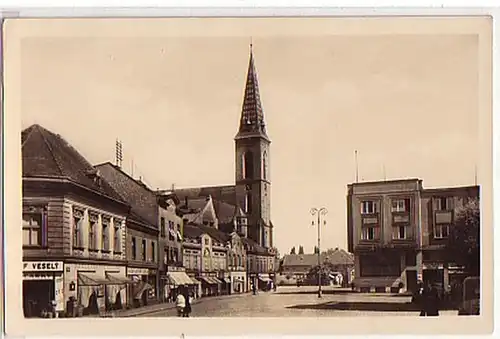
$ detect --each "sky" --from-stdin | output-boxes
[19,23,480,256]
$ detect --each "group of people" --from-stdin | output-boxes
[415,281,440,317]
[175,285,194,317]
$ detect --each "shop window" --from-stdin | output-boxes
[22,207,45,247]
[102,218,110,252]
[113,221,122,253]
[359,254,401,277]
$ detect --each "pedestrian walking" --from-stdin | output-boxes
[175,287,186,317]
[182,288,192,318]
[425,283,440,316]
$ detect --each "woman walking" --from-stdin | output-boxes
[175,287,186,317]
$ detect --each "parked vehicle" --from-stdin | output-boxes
[458,276,480,315]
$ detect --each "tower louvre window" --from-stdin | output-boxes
[243,151,254,179]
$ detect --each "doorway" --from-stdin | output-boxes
[23,280,54,318]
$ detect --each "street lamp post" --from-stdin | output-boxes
[310,207,328,298]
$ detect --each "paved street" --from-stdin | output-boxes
[140,287,459,317]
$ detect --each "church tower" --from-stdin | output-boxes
[234,44,272,249]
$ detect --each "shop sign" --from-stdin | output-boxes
[23,261,63,272]
[23,273,55,280]
[127,268,149,275]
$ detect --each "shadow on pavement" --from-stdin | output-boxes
[287,301,458,312]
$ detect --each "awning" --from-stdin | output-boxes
[199,276,218,285]
[190,277,201,284]
[167,271,195,286]
[77,272,111,286]
[258,276,271,283]
[106,273,134,285]
[134,282,153,299]
[211,277,223,284]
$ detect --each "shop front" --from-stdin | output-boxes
[127,267,157,308]
[64,263,128,316]
[23,261,64,318]
[199,275,221,297]
[164,270,196,300]
[230,272,246,294]
[258,273,272,291]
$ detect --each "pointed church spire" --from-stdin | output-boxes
[235,43,269,141]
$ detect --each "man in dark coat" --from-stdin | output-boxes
[420,282,440,316]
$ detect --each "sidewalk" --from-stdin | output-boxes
[100,292,254,318]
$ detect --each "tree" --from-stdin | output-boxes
[313,246,320,254]
[447,197,480,275]
[298,245,304,254]
[290,246,296,255]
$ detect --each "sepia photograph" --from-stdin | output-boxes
[2,14,494,336]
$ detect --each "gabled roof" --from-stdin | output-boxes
[183,224,206,239]
[22,124,125,203]
[235,45,269,141]
[178,193,245,225]
[282,249,354,267]
[95,162,158,227]
[242,237,268,255]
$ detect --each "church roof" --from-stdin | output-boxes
[22,124,126,204]
[235,44,269,141]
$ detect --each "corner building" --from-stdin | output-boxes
[347,178,479,294]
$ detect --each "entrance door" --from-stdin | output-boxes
[406,270,418,293]
[23,280,55,318]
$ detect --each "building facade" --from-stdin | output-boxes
[347,178,479,294]
[22,125,130,318]
[96,163,161,306]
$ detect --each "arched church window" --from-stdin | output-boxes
[245,193,252,214]
[262,151,268,180]
[243,151,254,179]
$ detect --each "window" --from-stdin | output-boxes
[131,237,137,260]
[151,241,156,262]
[142,239,147,261]
[89,215,98,251]
[22,208,45,247]
[102,218,110,251]
[73,209,84,248]
[436,197,449,211]
[160,217,166,237]
[392,225,408,240]
[114,221,122,253]
[391,198,411,213]
[361,226,380,240]
[262,151,268,180]
[361,201,376,214]
[168,221,175,241]
[243,151,254,179]
[204,238,209,245]
[245,193,252,214]
[434,224,450,239]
